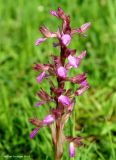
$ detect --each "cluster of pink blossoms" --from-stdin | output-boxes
[29,7,91,159]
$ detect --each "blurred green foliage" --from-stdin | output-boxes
[0,0,116,159]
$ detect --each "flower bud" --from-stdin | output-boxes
[69,142,75,157]
[70,73,86,83]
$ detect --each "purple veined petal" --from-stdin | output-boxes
[33,64,49,71]
[37,71,46,83]
[57,66,67,78]
[69,142,75,157]
[58,7,64,13]
[30,127,40,139]
[70,73,87,84]
[43,114,55,125]
[40,26,57,38]
[35,101,46,107]
[61,34,71,46]
[80,79,88,87]
[35,38,47,46]
[57,7,65,19]
[68,55,79,68]
[37,88,51,101]
[58,95,71,106]
[80,22,91,32]
[50,10,59,17]
[75,85,89,96]
[78,50,86,59]
[77,22,91,33]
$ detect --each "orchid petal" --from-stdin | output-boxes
[57,7,65,19]
[43,114,55,125]
[35,101,46,107]
[80,79,88,87]
[78,50,86,59]
[35,38,47,46]
[75,85,89,96]
[70,73,86,83]
[37,71,46,83]
[50,10,59,17]
[30,127,40,139]
[68,55,79,68]
[81,22,91,31]
[40,26,56,38]
[77,22,91,33]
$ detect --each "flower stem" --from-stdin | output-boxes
[54,46,66,160]
[55,120,64,160]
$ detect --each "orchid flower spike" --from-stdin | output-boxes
[29,7,91,159]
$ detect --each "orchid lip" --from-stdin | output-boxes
[57,66,67,78]
[61,34,71,46]
[58,95,71,106]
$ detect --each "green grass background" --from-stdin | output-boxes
[0,0,116,159]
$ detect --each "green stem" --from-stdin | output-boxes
[72,107,76,137]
